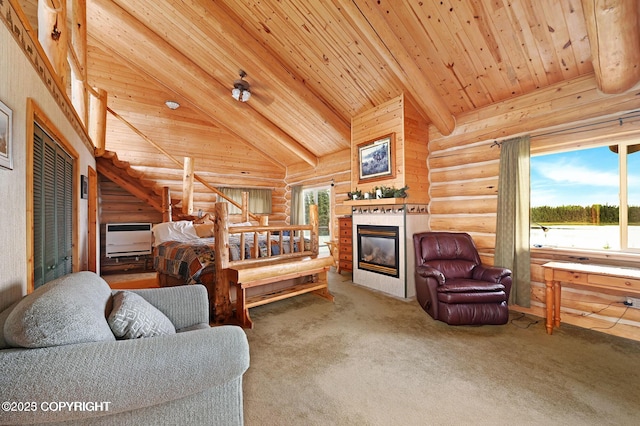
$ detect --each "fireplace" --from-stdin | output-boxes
[356,225,399,278]
[350,203,428,299]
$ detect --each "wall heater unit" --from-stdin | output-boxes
[105,223,152,258]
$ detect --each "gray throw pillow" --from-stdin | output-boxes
[0,301,20,349]
[4,272,115,348]
[108,291,176,339]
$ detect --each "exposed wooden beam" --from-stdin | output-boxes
[582,0,640,94]
[346,0,456,136]
[190,0,351,148]
[88,0,319,167]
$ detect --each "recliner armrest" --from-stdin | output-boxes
[472,265,512,283]
[415,265,445,285]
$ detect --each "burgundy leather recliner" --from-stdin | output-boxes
[413,232,512,325]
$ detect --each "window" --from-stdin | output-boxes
[218,187,272,214]
[297,186,331,254]
[530,141,640,252]
[33,123,74,288]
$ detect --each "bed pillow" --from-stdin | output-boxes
[108,291,176,339]
[152,220,199,245]
[194,223,215,238]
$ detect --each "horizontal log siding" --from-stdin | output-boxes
[403,99,430,204]
[351,96,405,195]
[428,74,640,341]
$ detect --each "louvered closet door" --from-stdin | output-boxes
[33,124,74,289]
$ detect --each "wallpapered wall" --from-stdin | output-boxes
[0,22,96,311]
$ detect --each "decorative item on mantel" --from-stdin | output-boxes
[347,185,408,201]
[347,188,363,200]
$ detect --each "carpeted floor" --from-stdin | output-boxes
[242,271,640,425]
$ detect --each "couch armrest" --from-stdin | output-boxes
[0,326,249,425]
[415,265,445,285]
[128,285,209,329]
[472,265,512,283]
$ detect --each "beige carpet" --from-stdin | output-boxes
[242,271,640,425]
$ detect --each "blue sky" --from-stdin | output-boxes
[530,145,640,207]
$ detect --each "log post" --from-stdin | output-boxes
[38,0,68,86]
[70,0,88,125]
[182,156,194,215]
[162,186,172,222]
[310,204,319,257]
[89,88,107,156]
[214,202,232,323]
[241,191,249,223]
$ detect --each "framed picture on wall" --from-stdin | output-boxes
[358,133,394,182]
[81,175,88,199]
[0,100,13,170]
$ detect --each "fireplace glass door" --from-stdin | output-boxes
[356,225,399,277]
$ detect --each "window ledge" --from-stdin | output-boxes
[531,246,640,268]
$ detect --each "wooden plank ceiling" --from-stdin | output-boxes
[17,0,640,207]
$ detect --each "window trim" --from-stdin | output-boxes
[529,109,640,256]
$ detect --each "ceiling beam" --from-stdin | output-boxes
[184,0,351,148]
[346,0,456,136]
[88,0,319,167]
[582,0,640,94]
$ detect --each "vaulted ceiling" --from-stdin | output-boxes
[18,1,640,195]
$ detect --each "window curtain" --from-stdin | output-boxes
[290,185,303,225]
[495,135,531,307]
[218,188,272,214]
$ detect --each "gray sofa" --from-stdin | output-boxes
[0,271,250,425]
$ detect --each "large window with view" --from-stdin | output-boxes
[530,142,640,252]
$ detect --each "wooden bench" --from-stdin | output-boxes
[227,256,334,328]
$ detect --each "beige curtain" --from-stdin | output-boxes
[495,135,531,307]
[290,185,303,225]
[218,187,272,214]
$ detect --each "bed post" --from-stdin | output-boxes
[310,204,319,257]
[214,202,232,323]
[241,191,249,223]
[162,186,172,222]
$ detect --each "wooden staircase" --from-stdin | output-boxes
[96,150,179,214]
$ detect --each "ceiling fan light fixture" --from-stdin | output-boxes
[231,70,251,102]
[165,100,180,110]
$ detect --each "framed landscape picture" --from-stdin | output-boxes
[358,133,394,182]
[0,100,12,170]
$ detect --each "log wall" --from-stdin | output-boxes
[428,74,640,340]
[350,93,430,204]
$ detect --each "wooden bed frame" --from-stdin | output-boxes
[156,196,333,325]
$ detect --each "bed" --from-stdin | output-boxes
[153,201,328,324]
